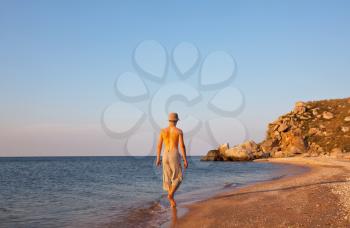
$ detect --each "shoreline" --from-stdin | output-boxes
[158,159,308,227]
[172,157,350,227]
[154,160,307,228]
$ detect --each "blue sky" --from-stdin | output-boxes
[1,0,350,156]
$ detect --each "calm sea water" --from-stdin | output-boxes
[0,156,305,228]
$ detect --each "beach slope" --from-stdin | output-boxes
[176,157,350,227]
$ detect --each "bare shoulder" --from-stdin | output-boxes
[160,128,168,136]
[176,127,183,135]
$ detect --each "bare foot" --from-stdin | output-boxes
[168,194,177,208]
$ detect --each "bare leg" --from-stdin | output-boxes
[168,184,179,207]
[167,195,176,207]
[167,187,176,207]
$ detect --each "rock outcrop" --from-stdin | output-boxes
[202,97,350,161]
[201,140,270,161]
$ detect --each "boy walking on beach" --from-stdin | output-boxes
[156,112,188,207]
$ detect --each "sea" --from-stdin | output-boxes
[0,156,307,228]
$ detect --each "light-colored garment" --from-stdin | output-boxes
[162,148,183,191]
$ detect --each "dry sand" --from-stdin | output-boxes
[171,157,350,228]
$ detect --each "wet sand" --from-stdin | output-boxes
[172,157,350,227]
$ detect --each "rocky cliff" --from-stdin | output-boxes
[201,97,350,161]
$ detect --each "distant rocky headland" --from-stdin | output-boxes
[202,97,350,161]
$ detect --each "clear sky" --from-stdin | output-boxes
[1,0,350,156]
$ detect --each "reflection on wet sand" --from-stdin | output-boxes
[170,207,178,228]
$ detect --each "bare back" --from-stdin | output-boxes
[156,114,188,208]
[161,127,183,152]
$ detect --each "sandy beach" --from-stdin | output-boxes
[173,157,350,227]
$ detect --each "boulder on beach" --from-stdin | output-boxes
[224,146,254,161]
[201,140,269,161]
